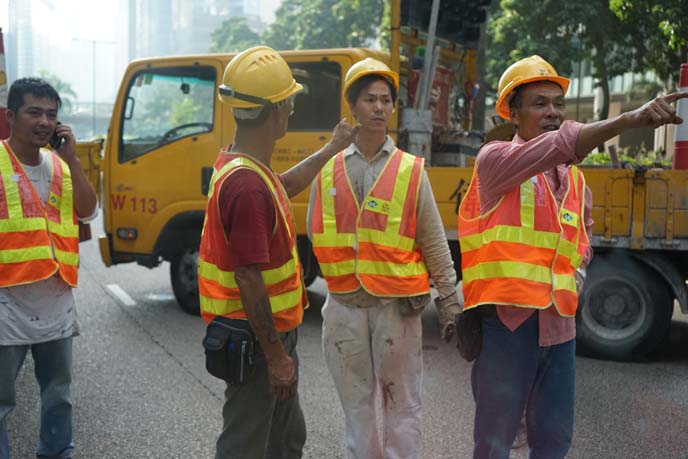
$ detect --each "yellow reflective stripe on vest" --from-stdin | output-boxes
[210,157,274,200]
[56,157,74,226]
[460,224,581,264]
[460,225,561,251]
[49,223,79,237]
[463,261,577,294]
[319,259,356,276]
[520,179,535,229]
[357,259,427,277]
[0,217,77,236]
[0,217,48,232]
[0,146,22,219]
[201,288,303,315]
[319,157,339,234]
[463,260,553,285]
[377,153,415,234]
[198,256,298,288]
[54,248,79,266]
[0,246,53,263]
[210,156,294,240]
[553,273,577,293]
[357,229,416,251]
[311,232,355,247]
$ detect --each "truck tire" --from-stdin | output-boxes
[576,253,673,361]
[170,248,200,315]
[297,236,319,287]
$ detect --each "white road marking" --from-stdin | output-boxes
[106,284,137,306]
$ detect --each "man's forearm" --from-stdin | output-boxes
[575,114,630,158]
[235,265,287,361]
[65,157,98,218]
[282,142,341,197]
[576,91,688,157]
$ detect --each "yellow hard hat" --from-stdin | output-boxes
[219,46,303,108]
[495,55,570,120]
[344,58,399,95]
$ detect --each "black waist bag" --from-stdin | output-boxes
[202,317,256,385]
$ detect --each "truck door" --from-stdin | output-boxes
[104,60,224,265]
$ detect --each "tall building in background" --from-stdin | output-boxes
[229,0,262,30]
[6,0,39,81]
[131,0,174,58]
[129,0,263,59]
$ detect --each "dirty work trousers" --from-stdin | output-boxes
[0,337,74,459]
[215,328,306,459]
[472,313,575,459]
[322,295,423,459]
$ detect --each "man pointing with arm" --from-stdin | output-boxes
[458,55,687,459]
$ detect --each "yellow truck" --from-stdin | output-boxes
[79,6,688,362]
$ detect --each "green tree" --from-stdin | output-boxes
[486,0,636,122]
[263,0,386,50]
[209,16,261,53]
[38,70,77,114]
[610,0,688,87]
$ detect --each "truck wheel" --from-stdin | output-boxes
[170,248,200,315]
[297,236,319,287]
[576,253,673,361]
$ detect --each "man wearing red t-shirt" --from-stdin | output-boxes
[198,46,359,459]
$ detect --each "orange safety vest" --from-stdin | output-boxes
[458,166,589,317]
[310,148,430,296]
[0,141,79,288]
[197,153,306,331]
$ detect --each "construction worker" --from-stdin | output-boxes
[458,55,688,459]
[308,58,461,459]
[0,78,97,459]
[197,46,358,459]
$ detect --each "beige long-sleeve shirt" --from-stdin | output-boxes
[307,136,458,310]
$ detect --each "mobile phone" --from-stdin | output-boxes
[49,122,63,150]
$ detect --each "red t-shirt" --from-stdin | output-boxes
[217,169,281,267]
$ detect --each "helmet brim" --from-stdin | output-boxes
[496,75,570,120]
[344,69,399,95]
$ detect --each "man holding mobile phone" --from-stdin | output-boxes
[0,77,97,459]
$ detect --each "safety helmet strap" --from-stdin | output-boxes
[219,85,275,108]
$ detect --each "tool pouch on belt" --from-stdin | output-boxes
[455,306,493,362]
[202,317,256,385]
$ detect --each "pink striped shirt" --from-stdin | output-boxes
[475,120,593,346]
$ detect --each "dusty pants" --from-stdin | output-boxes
[322,295,423,459]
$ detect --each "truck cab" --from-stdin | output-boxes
[97,49,400,314]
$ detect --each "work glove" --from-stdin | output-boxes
[435,292,462,342]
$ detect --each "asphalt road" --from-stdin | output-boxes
[7,232,688,459]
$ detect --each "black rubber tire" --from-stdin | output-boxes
[170,248,200,315]
[576,253,673,361]
[297,236,319,287]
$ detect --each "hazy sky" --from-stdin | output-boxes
[0,0,284,103]
[0,0,284,45]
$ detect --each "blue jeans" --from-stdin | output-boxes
[472,313,575,459]
[0,338,74,459]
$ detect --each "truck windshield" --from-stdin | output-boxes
[120,65,216,162]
